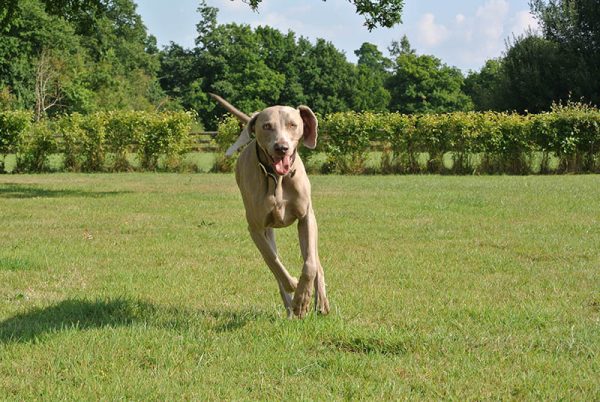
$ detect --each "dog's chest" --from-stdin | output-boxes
[263,182,307,228]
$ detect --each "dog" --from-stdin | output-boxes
[210,93,330,318]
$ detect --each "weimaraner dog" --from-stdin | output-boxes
[210,93,330,318]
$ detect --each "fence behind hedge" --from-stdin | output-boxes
[2,103,599,174]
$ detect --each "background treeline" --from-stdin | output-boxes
[2,0,598,127]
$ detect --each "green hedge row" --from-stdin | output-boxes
[319,102,600,174]
[0,110,196,172]
[3,103,599,174]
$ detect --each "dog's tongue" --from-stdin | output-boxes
[273,155,291,175]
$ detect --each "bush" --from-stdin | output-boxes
[319,105,600,174]
[139,111,196,171]
[16,120,57,173]
[213,115,244,172]
[4,106,600,174]
[53,111,196,172]
[321,112,378,174]
[0,110,32,172]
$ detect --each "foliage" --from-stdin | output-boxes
[530,0,600,108]
[15,119,57,172]
[159,7,471,129]
[387,44,472,114]
[0,110,33,172]
[1,111,195,173]
[213,115,244,172]
[468,0,600,113]
[321,111,380,173]
[0,110,33,152]
[319,105,600,174]
[0,0,167,117]
[240,0,404,30]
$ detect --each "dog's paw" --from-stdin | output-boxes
[292,293,310,318]
[292,280,312,318]
[316,292,330,315]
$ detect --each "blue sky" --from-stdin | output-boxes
[134,0,540,73]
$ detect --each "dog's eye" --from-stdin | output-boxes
[262,123,273,130]
[288,122,297,129]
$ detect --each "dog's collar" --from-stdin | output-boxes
[255,141,296,183]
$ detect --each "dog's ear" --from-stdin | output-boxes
[247,112,259,135]
[298,106,318,149]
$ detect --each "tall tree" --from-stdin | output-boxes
[387,38,472,113]
[529,0,600,106]
[0,0,165,115]
[464,59,508,111]
[352,42,392,111]
[502,34,569,113]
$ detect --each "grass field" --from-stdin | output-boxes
[0,173,598,399]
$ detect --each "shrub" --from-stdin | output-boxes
[213,115,244,172]
[138,111,196,171]
[0,110,32,172]
[16,120,57,173]
[321,112,377,174]
[105,111,146,171]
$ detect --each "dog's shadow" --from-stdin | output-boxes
[0,298,273,344]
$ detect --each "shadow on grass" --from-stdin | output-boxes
[0,183,131,199]
[0,298,273,343]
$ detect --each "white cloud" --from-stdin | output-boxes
[474,0,509,43]
[417,13,449,47]
[510,10,540,36]
[455,14,465,25]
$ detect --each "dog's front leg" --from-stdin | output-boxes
[265,228,294,317]
[249,228,298,314]
[294,208,329,318]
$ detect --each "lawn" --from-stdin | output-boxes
[0,173,598,399]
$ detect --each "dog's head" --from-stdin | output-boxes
[247,105,318,176]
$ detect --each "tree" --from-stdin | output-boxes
[464,59,508,111]
[189,2,288,126]
[0,0,166,115]
[239,0,404,30]
[502,34,569,113]
[387,38,472,113]
[529,0,600,106]
[352,43,392,111]
[298,39,356,115]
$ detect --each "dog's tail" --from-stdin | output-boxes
[209,93,250,123]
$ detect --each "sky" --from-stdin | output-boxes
[134,0,540,73]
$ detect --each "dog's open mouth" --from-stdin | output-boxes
[272,154,292,176]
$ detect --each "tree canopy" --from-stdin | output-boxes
[2,0,596,126]
[239,0,404,30]
[466,0,600,112]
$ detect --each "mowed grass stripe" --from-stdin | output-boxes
[0,174,598,399]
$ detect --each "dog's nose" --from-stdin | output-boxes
[274,143,289,154]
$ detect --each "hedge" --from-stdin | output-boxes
[0,110,196,173]
[318,103,600,174]
[2,104,599,174]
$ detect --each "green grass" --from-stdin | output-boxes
[0,173,598,399]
